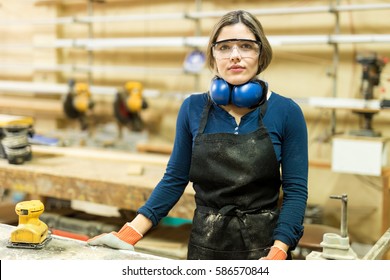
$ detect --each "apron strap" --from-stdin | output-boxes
[198,94,213,134]
[259,100,268,119]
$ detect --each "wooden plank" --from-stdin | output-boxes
[362,228,390,260]
[32,145,169,166]
[382,175,390,234]
[127,164,144,175]
[0,95,115,118]
[136,142,173,155]
[0,223,166,260]
[309,159,331,169]
[34,0,132,6]
[0,96,63,117]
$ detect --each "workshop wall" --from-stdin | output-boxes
[1,0,390,245]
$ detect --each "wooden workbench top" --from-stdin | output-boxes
[0,145,195,220]
[0,223,166,260]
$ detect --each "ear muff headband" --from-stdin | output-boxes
[209,77,267,108]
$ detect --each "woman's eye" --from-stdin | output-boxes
[219,45,231,51]
[240,43,253,50]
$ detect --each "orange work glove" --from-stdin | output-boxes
[87,223,143,250]
[260,246,287,260]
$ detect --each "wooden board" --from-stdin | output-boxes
[32,145,169,166]
[136,142,173,155]
[0,223,166,260]
[0,96,63,118]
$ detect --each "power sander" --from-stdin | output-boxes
[0,114,34,165]
[7,200,52,249]
[113,81,148,133]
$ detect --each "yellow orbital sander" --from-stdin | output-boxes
[7,200,52,249]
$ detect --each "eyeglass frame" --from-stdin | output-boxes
[211,38,262,59]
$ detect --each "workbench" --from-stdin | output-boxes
[0,145,195,220]
[0,223,166,260]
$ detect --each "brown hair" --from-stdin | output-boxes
[206,10,273,75]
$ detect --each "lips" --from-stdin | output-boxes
[229,65,244,70]
[228,65,245,73]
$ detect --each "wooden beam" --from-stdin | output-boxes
[309,159,331,169]
[0,96,63,118]
[32,145,170,166]
[362,228,390,260]
[382,174,390,234]
[136,142,173,155]
[0,95,113,119]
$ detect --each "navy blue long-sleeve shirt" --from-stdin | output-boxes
[138,91,308,248]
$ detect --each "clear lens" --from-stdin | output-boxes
[212,39,261,59]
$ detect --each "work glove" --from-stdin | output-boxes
[87,223,143,250]
[260,245,287,260]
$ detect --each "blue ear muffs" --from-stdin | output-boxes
[209,77,231,106]
[209,77,267,108]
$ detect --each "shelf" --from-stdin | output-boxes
[0,63,191,75]
[0,17,75,26]
[295,97,383,112]
[1,34,390,51]
[2,3,390,25]
[188,3,390,18]
[0,80,160,97]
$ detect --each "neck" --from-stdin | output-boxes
[220,89,271,125]
[221,104,254,125]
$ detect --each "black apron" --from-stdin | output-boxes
[187,97,282,260]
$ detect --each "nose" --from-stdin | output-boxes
[229,46,241,61]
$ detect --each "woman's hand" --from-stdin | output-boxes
[87,223,143,250]
[260,240,289,260]
[260,245,287,260]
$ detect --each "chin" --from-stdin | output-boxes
[227,77,252,86]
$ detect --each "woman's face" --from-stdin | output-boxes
[213,23,259,85]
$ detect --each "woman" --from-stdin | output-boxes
[88,10,308,260]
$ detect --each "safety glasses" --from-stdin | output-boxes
[212,39,261,59]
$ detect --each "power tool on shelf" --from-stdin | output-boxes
[63,79,95,130]
[350,52,387,137]
[7,200,52,249]
[113,81,148,135]
[0,114,34,165]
